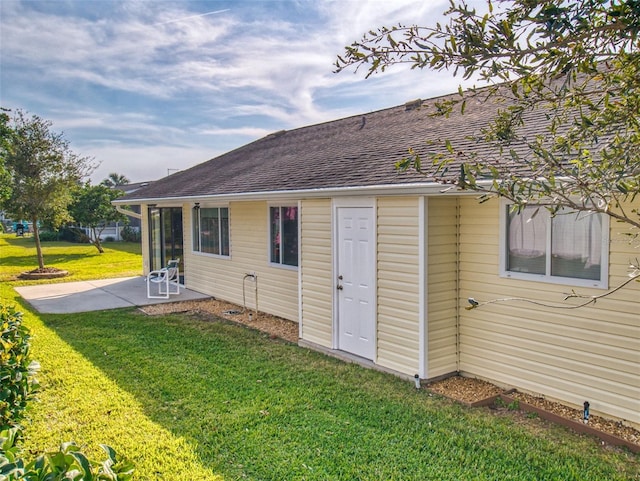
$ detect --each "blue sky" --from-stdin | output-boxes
[1,0,483,183]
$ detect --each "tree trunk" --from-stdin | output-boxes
[32,216,45,269]
[91,227,104,254]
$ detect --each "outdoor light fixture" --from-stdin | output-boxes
[194,202,200,210]
[466,297,480,310]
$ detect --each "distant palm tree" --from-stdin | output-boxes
[101,172,130,187]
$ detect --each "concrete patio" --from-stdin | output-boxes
[14,276,210,314]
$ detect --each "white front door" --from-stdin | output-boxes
[336,206,375,360]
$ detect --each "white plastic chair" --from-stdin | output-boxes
[146,259,180,299]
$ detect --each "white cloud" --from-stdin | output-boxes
[86,144,220,184]
[198,126,273,138]
[0,0,486,184]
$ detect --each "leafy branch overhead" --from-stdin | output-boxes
[336,0,639,239]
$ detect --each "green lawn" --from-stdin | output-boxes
[1,234,639,480]
[0,232,142,283]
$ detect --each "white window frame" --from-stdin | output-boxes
[268,203,299,270]
[192,205,230,258]
[499,201,609,289]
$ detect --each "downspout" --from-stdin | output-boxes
[455,197,461,373]
[418,196,428,379]
[116,205,142,220]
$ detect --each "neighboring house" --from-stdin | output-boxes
[113,181,153,231]
[115,93,639,429]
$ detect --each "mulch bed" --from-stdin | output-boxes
[427,376,504,404]
[18,267,69,280]
[140,298,298,343]
[427,376,640,452]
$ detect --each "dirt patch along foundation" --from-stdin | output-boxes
[140,297,298,343]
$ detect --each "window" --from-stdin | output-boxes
[270,206,298,267]
[502,204,608,287]
[193,206,229,256]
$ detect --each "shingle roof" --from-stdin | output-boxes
[114,181,154,194]
[118,89,544,202]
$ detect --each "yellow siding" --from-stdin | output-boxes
[376,197,420,374]
[185,201,299,322]
[458,197,640,426]
[300,199,333,347]
[427,197,458,378]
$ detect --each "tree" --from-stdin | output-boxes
[0,109,14,205]
[336,0,639,231]
[68,184,128,253]
[101,172,130,187]
[1,110,94,271]
[336,0,640,302]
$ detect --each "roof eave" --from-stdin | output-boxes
[112,181,469,205]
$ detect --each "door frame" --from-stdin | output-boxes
[148,206,184,282]
[331,197,377,360]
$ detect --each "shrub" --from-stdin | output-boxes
[120,226,140,243]
[0,301,134,479]
[58,227,91,244]
[0,429,134,480]
[37,230,60,242]
[0,305,39,431]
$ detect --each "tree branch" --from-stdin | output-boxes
[466,264,640,311]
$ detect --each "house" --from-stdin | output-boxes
[114,180,154,228]
[113,180,154,232]
[115,92,639,429]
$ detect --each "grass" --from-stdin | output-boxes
[1,234,639,480]
[0,233,142,283]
